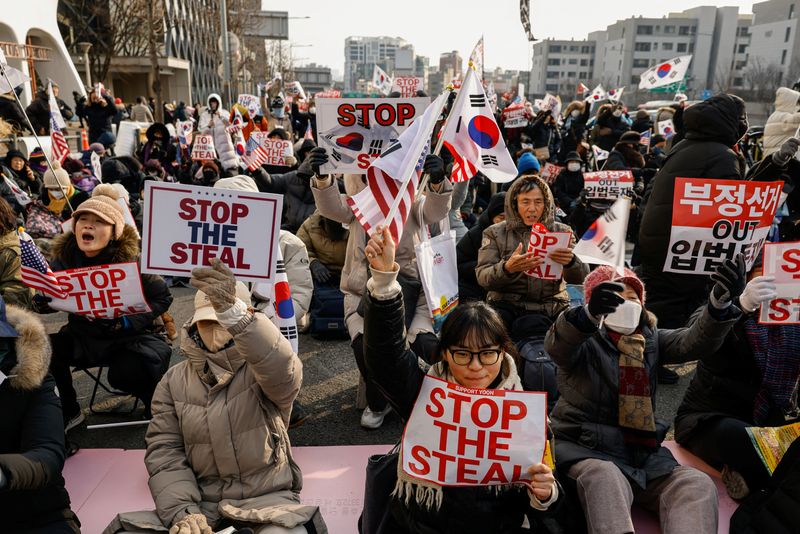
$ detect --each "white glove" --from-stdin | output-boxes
[739,275,778,313]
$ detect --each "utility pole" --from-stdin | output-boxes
[147,0,164,122]
[220,0,233,108]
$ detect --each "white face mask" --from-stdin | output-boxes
[567,162,581,172]
[604,299,642,335]
[309,107,316,114]
[613,110,623,118]
[49,189,65,199]
[571,110,580,118]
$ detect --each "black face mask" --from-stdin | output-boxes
[202,171,217,182]
[322,217,347,241]
[738,117,749,141]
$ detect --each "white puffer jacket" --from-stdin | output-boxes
[763,87,800,156]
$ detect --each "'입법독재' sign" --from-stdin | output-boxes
[582,170,634,200]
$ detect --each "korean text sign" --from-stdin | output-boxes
[582,170,634,200]
[665,178,783,275]
[141,182,283,283]
[526,231,571,280]
[316,97,429,174]
[759,242,800,324]
[49,263,151,319]
[402,375,547,486]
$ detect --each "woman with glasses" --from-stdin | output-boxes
[361,225,560,533]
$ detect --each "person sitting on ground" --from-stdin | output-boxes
[42,185,173,430]
[137,123,176,174]
[297,210,348,288]
[545,260,747,534]
[0,295,81,533]
[456,192,506,302]
[3,149,42,197]
[0,198,32,308]
[675,265,798,500]
[476,174,587,335]
[552,151,585,217]
[41,161,90,221]
[362,225,560,532]
[107,260,327,534]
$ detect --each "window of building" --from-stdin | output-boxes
[548,58,560,66]
[738,26,749,37]
[590,59,595,66]
[569,45,579,52]
[782,49,788,64]
[679,25,690,35]
[735,60,747,69]
[791,4,795,18]
[677,42,688,52]
[653,43,659,50]
[738,44,748,53]
[580,71,587,78]
[637,25,653,35]
[568,71,576,77]
[631,75,640,84]
[581,45,590,53]
[663,42,673,50]
[634,42,652,52]
[546,84,559,91]
[550,44,562,53]
[546,71,558,79]
[633,59,650,68]
[665,25,675,34]
[580,59,588,66]
[689,42,695,53]
[787,27,792,42]
[568,58,578,64]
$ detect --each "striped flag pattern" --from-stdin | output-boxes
[242,136,269,171]
[18,231,67,299]
[50,114,69,164]
[640,130,652,148]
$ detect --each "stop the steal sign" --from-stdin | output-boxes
[402,375,547,486]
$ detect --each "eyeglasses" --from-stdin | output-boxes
[449,348,501,366]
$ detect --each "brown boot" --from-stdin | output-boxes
[162,312,178,341]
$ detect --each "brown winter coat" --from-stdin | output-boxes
[0,231,33,309]
[297,211,348,274]
[476,174,588,317]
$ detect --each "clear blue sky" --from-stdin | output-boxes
[262,1,755,78]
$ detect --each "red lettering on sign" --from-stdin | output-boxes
[783,249,800,279]
[408,445,431,476]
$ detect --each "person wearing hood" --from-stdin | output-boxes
[266,95,292,133]
[310,151,454,429]
[3,149,42,197]
[552,151,585,216]
[76,89,117,148]
[0,198,32,308]
[105,260,327,534]
[172,100,189,122]
[101,155,146,201]
[361,225,560,533]
[457,192,506,302]
[638,94,749,333]
[137,123,176,174]
[645,134,667,170]
[0,295,81,533]
[476,174,588,334]
[763,87,800,157]
[545,259,746,534]
[603,130,647,192]
[130,96,154,123]
[631,109,653,134]
[42,185,173,429]
[198,93,239,173]
[591,103,630,152]
[25,83,74,135]
[41,161,90,221]
[560,100,592,160]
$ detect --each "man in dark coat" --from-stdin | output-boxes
[25,84,74,135]
[637,94,748,331]
[76,91,116,147]
[0,92,28,133]
[552,151,585,217]
[0,298,81,532]
[456,192,505,302]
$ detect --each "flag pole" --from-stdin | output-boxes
[382,92,450,230]
[0,64,74,212]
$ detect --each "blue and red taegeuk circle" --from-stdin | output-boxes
[657,63,672,78]
[468,115,500,149]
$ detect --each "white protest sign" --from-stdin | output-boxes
[540,163,563,185]
[402,375,547,486]
[48,263,151,319]
[391,76,424,98]
[665,178,783,275]
[657,119,676,138]
[251,133,292,167]
[582,170,634,200]
[526,231,571,280]
[191,134,216,161]
[316,97,430,174]
[141,182,283,283]
[759,242,800,324]
[237,93,261,117]
[502,104,528,129]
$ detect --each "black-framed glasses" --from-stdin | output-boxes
[449,348,501,366]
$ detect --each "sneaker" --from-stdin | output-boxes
[361,405,392,429]
[657,365,680,385]
[64,411,85,433]
[722,465,750,500]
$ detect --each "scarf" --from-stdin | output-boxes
[48,184,74,217]
[393,354,523,511]
[743,317,800,425]
[609,330,657,448]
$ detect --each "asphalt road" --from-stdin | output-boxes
[53,286,695,451]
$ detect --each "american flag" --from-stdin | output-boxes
[18,231,67,299]
[241,136,269,171]
[304,121,313,141]
[640,130,652,148]
[50,113,69,164]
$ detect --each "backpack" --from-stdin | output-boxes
[25,201,62,239]
[512,314,559,413]
[730,438,800,534]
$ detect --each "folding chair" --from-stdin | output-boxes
[78,365,139,415]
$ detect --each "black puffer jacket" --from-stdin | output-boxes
[363,285,559,533]
[552,169,584,213]
[258,169,317,233]
[545,303,739,488]
[25,90,74,135]
[0,305,78,531]
[637,94,746,327]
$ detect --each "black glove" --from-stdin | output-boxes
[310,260,332,284]
[587,281,625,318]
[297,147,329,178]
[711,254,747,307]
[423,154,446,185]
[32,294,55,314]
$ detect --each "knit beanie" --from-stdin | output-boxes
[71,184,126,239]
[583,265,646,306]
[517,152,541,175]
[214,175,258,192]
[43,160,71,190]
[486,192,506,221]
[28,149,47,173]
[619,131,641,144]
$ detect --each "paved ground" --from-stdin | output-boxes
[55,286,695,451]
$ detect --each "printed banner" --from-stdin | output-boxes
[402,375,547,486]
[190,134,216,161]
[746,422,800,475]
[502,104,528,129]
[141,182,283,283]
[237,93,261,118]
[251,133,293,167]
[316,97,429,174]
[49,262,151,319]
[391,76,424,98]
[657,119,676,139]
[540,163,563,185]
[664,178,783,275]
[526,231,571,280]
[759,241,800,324]
[582,170,634,199]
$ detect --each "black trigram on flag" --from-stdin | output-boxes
[481,154,499,166]
[331,149,343,162]
[598,236,614,254]
[470,94,486,108]
[604,209,618,223]
[368,139,384,156]
[381,139,402,158]
[276,259,286,274]
[280,325,298,341]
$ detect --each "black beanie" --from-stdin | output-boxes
[487,192,506,220]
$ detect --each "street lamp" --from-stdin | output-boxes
[76,42,92,89]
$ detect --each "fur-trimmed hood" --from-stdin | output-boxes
[504,174,556,232]
[4,306,52,391]
[50,224,140,267]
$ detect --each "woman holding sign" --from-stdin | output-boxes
[362,225,560,533]
[545,259,747,534]
[43,184,173,429]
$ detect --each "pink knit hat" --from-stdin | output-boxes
[583,265,646,306]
